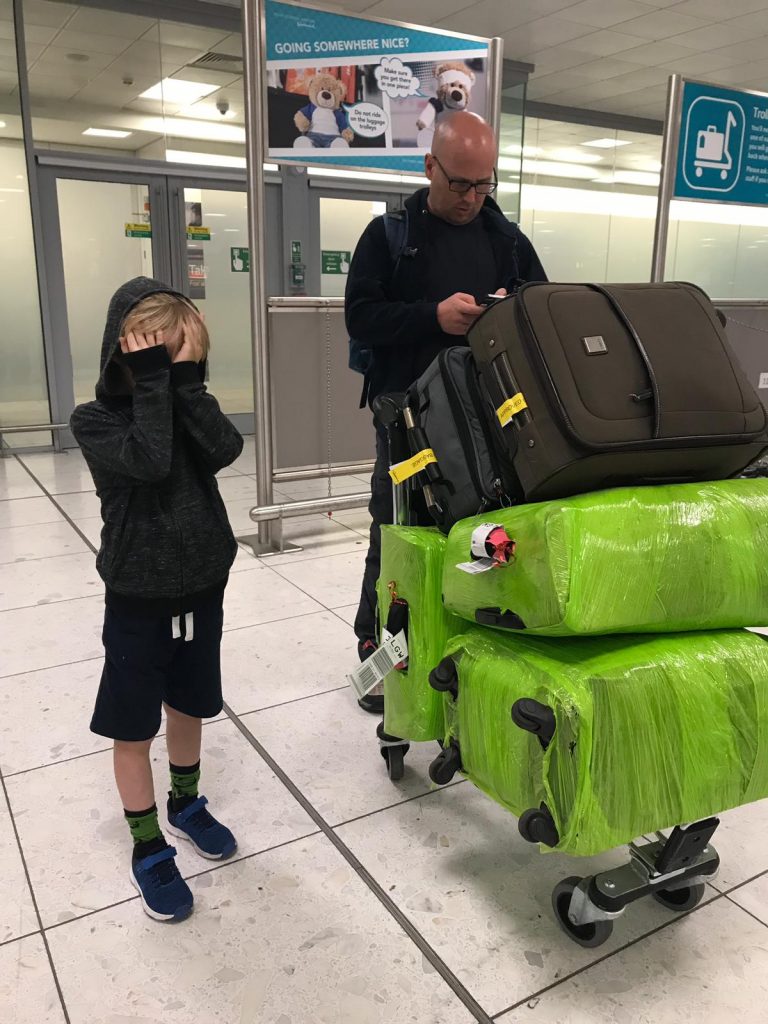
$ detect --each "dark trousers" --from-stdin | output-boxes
[353,422,428,654]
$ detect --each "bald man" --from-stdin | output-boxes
[345,112,546,712]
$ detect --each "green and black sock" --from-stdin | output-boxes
[169,760,201,813]
[125,804,166,862]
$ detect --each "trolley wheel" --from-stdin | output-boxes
[428,743,461,785]
[382,744,405,781]
[552,876,614,949]
[652,882,706,913]
[518,804,560,847]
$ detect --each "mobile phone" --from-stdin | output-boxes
[477,294,504,306]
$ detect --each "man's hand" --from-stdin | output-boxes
[119,331,165,354]
[174,317,205,363]
[437,292,485,336]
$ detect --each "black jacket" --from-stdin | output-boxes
[70,277,244,614]
[345,187,547,402]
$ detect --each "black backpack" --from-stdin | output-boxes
[348,210,409,405]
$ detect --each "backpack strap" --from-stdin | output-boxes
[357,209,410,409]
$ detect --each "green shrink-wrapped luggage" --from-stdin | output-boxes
[437,628,768,857]
[442,479,768,637]
[377,526,462,742]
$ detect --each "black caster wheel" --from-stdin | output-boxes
[518,804,560,847]
[552,876,614,948]
[428,742,462,785]
[652,882,706,912]
[429,657,459,699]
[382,744,406,781]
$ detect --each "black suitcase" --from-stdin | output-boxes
[399,347,519,532]
[468,281,768,502]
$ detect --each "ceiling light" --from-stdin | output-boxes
[307,166,429,186]
[165,149,246,168]
[523,160,598,180]
[139,116,245,144]
[140,78,219,104]
[0,121,6,129]
[83,128,133,139]
[548,148,603,165]
[583,138,633,149]
[0,187,24,193]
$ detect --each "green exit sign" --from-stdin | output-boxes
[230,247,250,272]
[321,249,351,274]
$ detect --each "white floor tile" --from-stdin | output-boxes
[0,497,64,530]
[6,719,316,928]
[0,595,103,676]
[336,783,698,1017]
[258,515,367,566]
[47,833,474,1024]
[332,603,358,627]
[0,551,102,612]
[222,609,352,714]
[223,563,324,630]
[0,936,65,1024]
[71,517,101,549]
[705,800,768,891]
[271,550,366,609]
[727,872,768,924]
[0,659,105,776]
[241,688,453,826]
[0,460,44,500]
[0,521,89,566]
[215,473,261,503]
[51,489,101,520]
[19,452,96,494]
[503,899,768,1023]
[328,508,372,536]
[0,798,38,944]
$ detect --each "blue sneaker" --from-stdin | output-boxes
[130,846,193,922]
[166,795,237,860]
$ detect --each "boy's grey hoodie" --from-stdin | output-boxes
[70,277,244,614]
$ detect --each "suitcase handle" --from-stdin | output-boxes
[474,606,527,630]
[587,284,661,439]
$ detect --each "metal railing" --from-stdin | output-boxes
[0,421,67,455]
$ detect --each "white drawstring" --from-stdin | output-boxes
[172,612,194,641]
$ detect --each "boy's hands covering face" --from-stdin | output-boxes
[174,316,205,364]
[119,331,165,354]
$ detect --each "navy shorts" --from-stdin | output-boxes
[91,593,225,742]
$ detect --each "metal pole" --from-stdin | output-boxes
[249,492,369,523]
[242,0,275,550]
[488,37,504,142]
[273,462,374,484]
[651,74,684,283]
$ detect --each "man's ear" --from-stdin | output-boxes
[424,153,435,180]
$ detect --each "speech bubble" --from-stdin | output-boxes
[346,102,388,138]
[374,56,420,99]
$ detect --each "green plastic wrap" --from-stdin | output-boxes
[443,628,768,857]
[443,479,768,636]
[377,526,463,742]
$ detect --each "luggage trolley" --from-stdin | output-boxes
[370,392,723,948]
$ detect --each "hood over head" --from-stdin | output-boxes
[96,276,194,399]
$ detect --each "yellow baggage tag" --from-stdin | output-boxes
[496,393,528,428]
[388,448,437,485]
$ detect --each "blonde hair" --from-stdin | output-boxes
[122,292,210,360]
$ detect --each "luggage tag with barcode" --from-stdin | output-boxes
[347,629,409,700]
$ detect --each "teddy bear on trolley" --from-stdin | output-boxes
[416,60,476,145]
[293,72,354,149]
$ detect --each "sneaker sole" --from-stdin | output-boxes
[129,866,193,923]
[166,821,238,861]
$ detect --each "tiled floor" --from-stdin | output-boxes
[2,439,768,1023]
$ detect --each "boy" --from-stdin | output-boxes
[71,277,244,922]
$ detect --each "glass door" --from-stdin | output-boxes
[173,182,253,418]
[56,177,158,408]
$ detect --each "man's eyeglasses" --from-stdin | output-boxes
[432,155,498,195]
